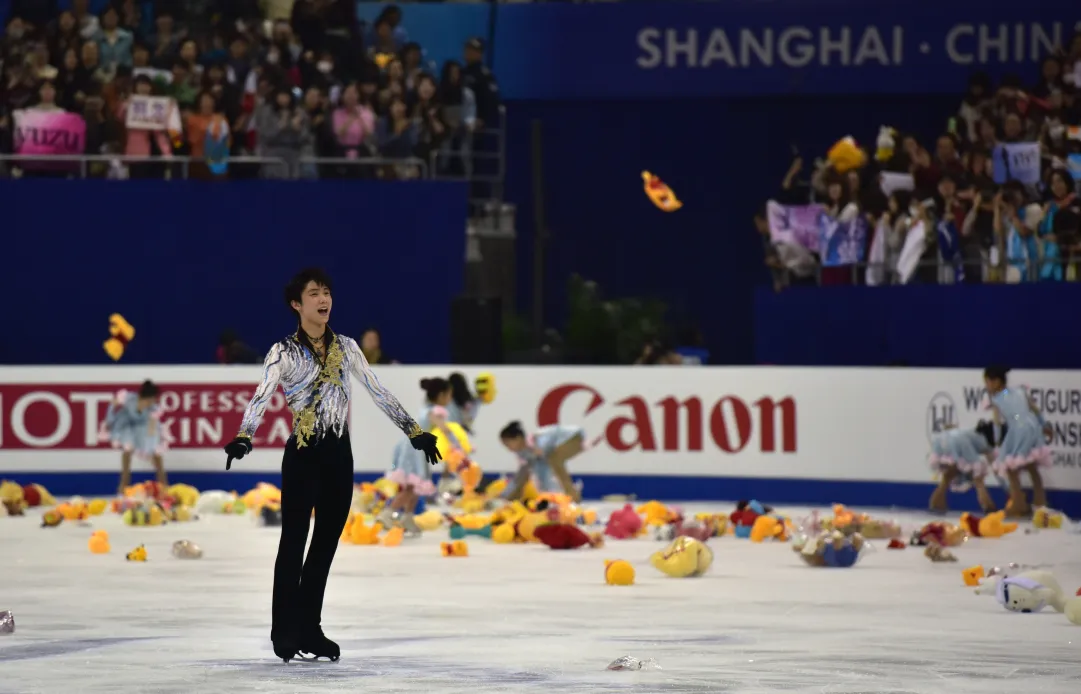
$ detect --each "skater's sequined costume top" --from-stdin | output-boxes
[237,331,422,447]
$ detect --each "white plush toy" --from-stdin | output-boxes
[1065,597,1081,625]
[976,570,1067,613]
[875,126,896,163]
[195,490,241,514]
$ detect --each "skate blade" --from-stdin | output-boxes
[296,651,340,663]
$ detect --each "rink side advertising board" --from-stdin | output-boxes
[2,366,1080,511]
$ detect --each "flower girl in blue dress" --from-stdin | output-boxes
[928,419,1000,513]
[983,366,1052,517]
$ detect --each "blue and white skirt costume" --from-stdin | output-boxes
[97,390,166,458]
[388,404,436,495]
[928,428,992,493]
[990,387,1052,474]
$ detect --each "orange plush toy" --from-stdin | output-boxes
[960,511,1018,538]
[826,136,866,174]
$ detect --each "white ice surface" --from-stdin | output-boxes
[2,502,1081,694]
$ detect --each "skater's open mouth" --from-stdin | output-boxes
[317,308,329,316]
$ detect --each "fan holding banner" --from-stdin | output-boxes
[120,76,181,176]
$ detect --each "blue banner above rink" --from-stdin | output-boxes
[362,0,1081,99]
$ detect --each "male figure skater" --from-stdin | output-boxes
[223,268,440,663]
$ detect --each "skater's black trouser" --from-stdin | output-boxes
[272,432,353,639]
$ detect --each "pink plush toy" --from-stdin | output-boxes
[605,504,643,539]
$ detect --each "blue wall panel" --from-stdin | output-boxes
[1,180,468,365]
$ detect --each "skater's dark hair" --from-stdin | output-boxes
[283,267,334,316]
[972,419,1003,445]
[448,372,473,407]
[983,365,1010,383]
[138,380,160,399]
[419,377,450,403]
[500,421,526,440]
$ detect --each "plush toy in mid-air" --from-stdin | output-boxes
[641,171,682,212]
[474,372,497,404]
[826,136,867,173]
[875,126,897,163]
[104,313,136,361]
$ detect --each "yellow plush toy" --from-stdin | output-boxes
[475,373,497,404]
[167,484,200,508]
[650,537,714,578]
[126,544,148,562]
[104,313,136,361]
[0,480,26,515]
[349,516,384,545]
[605,560,635,586]
[637,500,674,527]
[1033,507,1066,529]
[827,136,866,174]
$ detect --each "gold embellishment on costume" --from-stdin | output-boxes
[235,433,252,440]
[292,339,346,448]
[408,422,424,438]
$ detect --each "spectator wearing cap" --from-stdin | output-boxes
[462,37,500,131]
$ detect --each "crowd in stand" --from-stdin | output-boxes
[0,1,501,180]
[761,32,1081,287]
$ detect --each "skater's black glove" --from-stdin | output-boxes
[224,437,253,470]
[410,432,442,465]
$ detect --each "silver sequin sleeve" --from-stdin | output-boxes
[345,337,422,438]
[237,342,284,439]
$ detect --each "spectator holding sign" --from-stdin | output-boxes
[118,75,174,178]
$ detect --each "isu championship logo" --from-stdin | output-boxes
[926,391,957,444]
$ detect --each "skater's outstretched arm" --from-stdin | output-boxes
[237,343,285,440]
[345,337,423,438]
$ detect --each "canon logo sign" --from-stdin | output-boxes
[0,384,294,449]
[537,383,797,454]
